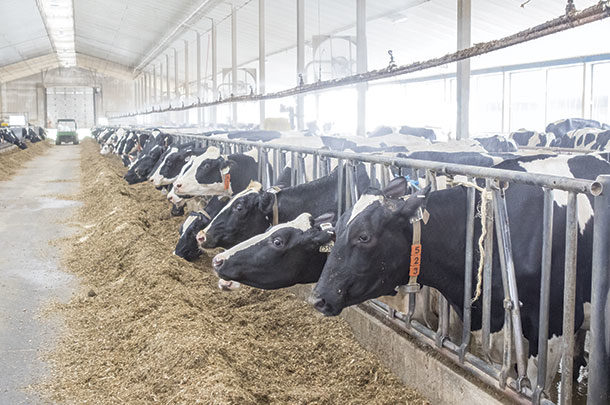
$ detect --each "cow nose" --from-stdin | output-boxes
[196,231,206,244]
[212,256,224,270]
[175,183,182,189]
[312,297,327,312]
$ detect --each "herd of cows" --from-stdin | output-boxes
[0,125,47,150]
[92,117,610,397]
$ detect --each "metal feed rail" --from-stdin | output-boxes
[169,132,609,405]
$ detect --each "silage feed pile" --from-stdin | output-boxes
[41,138,427,404]
[0,141,52,178]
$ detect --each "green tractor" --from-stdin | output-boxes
[55,119,79,145]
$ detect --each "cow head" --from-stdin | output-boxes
[174,197,229,261]
[197,181,278,249]
[172,147,222,196]
[124,146,163,184]
[212,212,335,290]
[310,178,430,316]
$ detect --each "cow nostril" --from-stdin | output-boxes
[212,256,224,269]
[175,183,182,189]
[196,232,206,243]
[313,298,327,311]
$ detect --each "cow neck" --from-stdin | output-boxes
[274,172,339,224]
[404,187,468,311]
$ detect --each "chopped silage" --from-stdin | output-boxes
[38,138,428,405]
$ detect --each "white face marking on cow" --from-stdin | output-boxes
[215,213,313,261]
[180,214,199,236]
[519,156,593,233]
[173,147,221,196]
[348,194,384,225]
[202,184,262,234]
[149,147,179,186]
[167,187,184,206]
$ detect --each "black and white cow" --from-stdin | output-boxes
[198,164,369,249]
[174,196,230,261]
[572,128,610,151]
[172,148,259,197]
[123,132,173,184]
[546,118,602,140]
[212,212,336,289]
[310,153,609,365]
[510,129,555,148]
[149,143,203,187]
[473,135,518,153]
[0,128,27,149]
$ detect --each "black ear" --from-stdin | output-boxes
[220,158,236,170]
[258,191,275,215]
[313,212,335,227]
[401,184,431,217]
[383,177,409,198]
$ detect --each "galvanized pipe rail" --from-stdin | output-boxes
[183,134,602,195]
[167,131,608,404]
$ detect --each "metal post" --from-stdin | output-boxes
[456,0,471,139]
[174,48,179,99]
[493,188,529,390]
[165,54,170,103]
[533,188,554,403]
[337,159,344,217]
[296,0,305,131]
[231,5,238,124]
[159,62,164,103]
[211,21,218,125]
[197,32,203,125]
[588,175,610,404]
[560,192,579,405]
[481,179,494,360]
[134,80,138,110]
[259,0,266,127]
[458,180,476,362]
[356,0,367,137]
[153,65,157,105]
[184,40,189,99]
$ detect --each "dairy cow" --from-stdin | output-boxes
[198,164,370,249]
[510,129,555,147]
[310,153,609,366]
[174,196,230,261]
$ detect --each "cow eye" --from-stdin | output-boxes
[234,203,244,211]
[358,233,370,243]
[272,237,284,248]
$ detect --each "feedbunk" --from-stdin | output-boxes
[164,131,608,405]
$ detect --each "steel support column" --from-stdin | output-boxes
[231,5,238,124]
[211,21,218,124]
[174,48,179,100]
[588,175,610,404]
[153,65,157,105]
[197,31,203,125]
[159,62,164,103]
[356,0,367,137]
[259,0,266,127]
[296,0,305,131]
[165,54,170,102]
[134,79,139,110]
[456,0,471,140]
[184,40,189,99]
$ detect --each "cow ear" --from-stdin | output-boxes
[221,158,236,170]
[383,177,409,198]
[400,185,431,218]
[258,191,275,215]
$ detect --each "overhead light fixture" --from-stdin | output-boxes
[37,0,76,67]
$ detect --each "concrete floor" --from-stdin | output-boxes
[0,144,81,404]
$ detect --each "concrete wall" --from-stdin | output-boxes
[0,67,133,126]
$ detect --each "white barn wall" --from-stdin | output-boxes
[0,67,134,126]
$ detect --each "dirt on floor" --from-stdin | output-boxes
[38,138,428,405]
[0,141,53,179]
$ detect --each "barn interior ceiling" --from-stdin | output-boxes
[0,0,605,84]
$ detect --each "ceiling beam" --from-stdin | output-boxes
[133,0,226,74]
[0,53,134,83]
